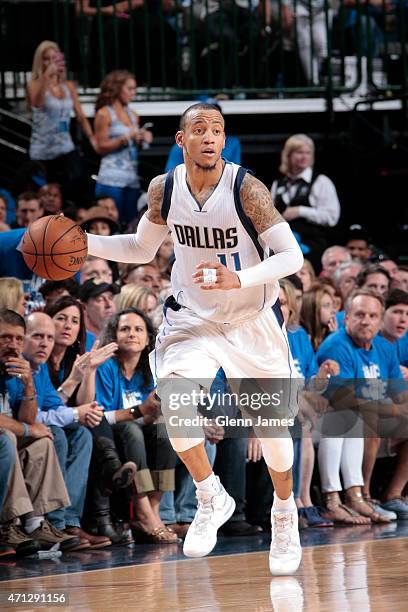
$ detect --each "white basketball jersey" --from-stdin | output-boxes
[163,162,279,323]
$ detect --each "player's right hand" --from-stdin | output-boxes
[193,260,241,291]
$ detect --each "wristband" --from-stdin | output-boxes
[130,406,142,419]
[22,393,36,402]
[22,422,30,437]
[57,386,69,403]
[72,408,80,423]
[105,411,117,425]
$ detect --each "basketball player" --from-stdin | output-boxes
[87,104,304,575]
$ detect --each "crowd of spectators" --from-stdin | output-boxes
[1,155,408,557]
[67,1,408,88]
[0,38,408,560]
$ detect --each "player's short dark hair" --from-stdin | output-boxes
[0,309,26,331]
[179,103,224,131]
[385,288,408,310]
[356,264,391,288]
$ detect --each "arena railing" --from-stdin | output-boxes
[0,0,406,103]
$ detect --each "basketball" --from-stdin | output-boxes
[21,214,88,280]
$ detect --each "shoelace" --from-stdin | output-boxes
[0,523,24,540]
[271,513,293,554]
[41,520,64,538]
[193,492,214,537]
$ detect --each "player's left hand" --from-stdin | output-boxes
[192,261,241,291]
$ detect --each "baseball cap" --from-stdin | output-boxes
[78,278,120,302]
[346,224,371,242]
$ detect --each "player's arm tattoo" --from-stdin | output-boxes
[240,173,284,235]
[146,174,167,226]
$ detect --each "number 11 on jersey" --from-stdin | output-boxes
[217,252,242,271]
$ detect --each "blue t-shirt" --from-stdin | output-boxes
[85,330,97,352]
[96,357,154,412]
[31,363,76,427]
[317,327,405,401]
[396,333,408,367]
[165,136,241,172]
[32,364,62,411]
[336,310,345,328]
[0,228,32,280]
[288,326,318,380]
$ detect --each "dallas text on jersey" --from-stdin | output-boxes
[173,225,238,249]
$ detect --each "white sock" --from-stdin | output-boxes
[24,516,44,533]
[194,472,222,494]
[273,493,296,512]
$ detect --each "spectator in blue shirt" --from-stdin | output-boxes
[280,279,338,528]
[23,311,111,549]
[42,297,135,541]
[96,308,178,544]
[380,289,408,378]
[0,228,32,281]
[0,228,47,312]
[0,309,77,554]
[317,289,408,522]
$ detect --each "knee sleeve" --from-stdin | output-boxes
[158,374,205,454]
[258,436,294,472]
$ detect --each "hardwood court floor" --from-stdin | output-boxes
[1,535,408,611]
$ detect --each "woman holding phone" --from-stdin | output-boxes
[93,70,153,224]
[27,40,96,197]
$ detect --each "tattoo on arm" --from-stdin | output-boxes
[240,173,284,235]
[146,174,167,225]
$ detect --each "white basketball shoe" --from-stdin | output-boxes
[183,478,236,558]
[269,507,302,576]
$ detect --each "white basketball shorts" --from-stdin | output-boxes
[150,298,298,382]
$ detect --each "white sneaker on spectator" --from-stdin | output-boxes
[269,508,302,576]
[183,481,235,558]
[366,499,397,521]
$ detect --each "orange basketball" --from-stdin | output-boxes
[21,215,88,280]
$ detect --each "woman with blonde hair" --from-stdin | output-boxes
[94,70,153,224]
[279,279,338,528]
[27,41,95,194]
[115,285,158,317]
[271,133,340,271]
[296,259,316,293]
[0,278,26,315]
[300,285,337,351]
